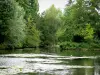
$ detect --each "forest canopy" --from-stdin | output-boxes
[0,0,100,49]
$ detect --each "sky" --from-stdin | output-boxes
[38,0,68,13]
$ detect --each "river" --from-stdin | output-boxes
[0,49,100,75]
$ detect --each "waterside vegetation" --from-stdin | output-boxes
[0,0,100,50]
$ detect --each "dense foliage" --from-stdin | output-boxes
[59,0,100,49]
[0,0,100,50]
[16,0,40,47]
[0,0,25,49]
[37,5,62,47]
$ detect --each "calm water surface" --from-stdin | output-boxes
[0,49,99,75]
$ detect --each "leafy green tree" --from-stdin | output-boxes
[79,24,94,41]
[16,0,39,20]
[61,0,100,43]
[0,0,26,48]
[16,0,40,47]
[24,15,40,47]
[38,5,62,47]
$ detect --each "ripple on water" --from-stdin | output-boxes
[0,54,97,75]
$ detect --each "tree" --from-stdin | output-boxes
[0,0,26,48]
[37,5,62,47]
[61,0,100,43]
[16,0,40,47]
[16,0,39,20]
[79,24,94,41]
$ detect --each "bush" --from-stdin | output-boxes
[59,41,100,50]
[0,43,6,49]
[59,42,79,49]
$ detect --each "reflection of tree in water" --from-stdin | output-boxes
[72,59,94,75]
[94,57,100,75]
[17,73,53,75]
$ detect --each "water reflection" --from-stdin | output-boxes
[17,73,53,75]
[94,57,100,75]
[0,49,99,75]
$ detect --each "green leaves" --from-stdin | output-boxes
[16,0,40,47]
[62,0,99,42]
[37,5,63,47]
[79,24,94,40]
[84,24,94,40]
[0,0,26,48]
[0,0,100,49]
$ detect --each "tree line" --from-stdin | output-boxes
[0,0,100,50]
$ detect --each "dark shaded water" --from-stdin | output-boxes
[0,49,100,75]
